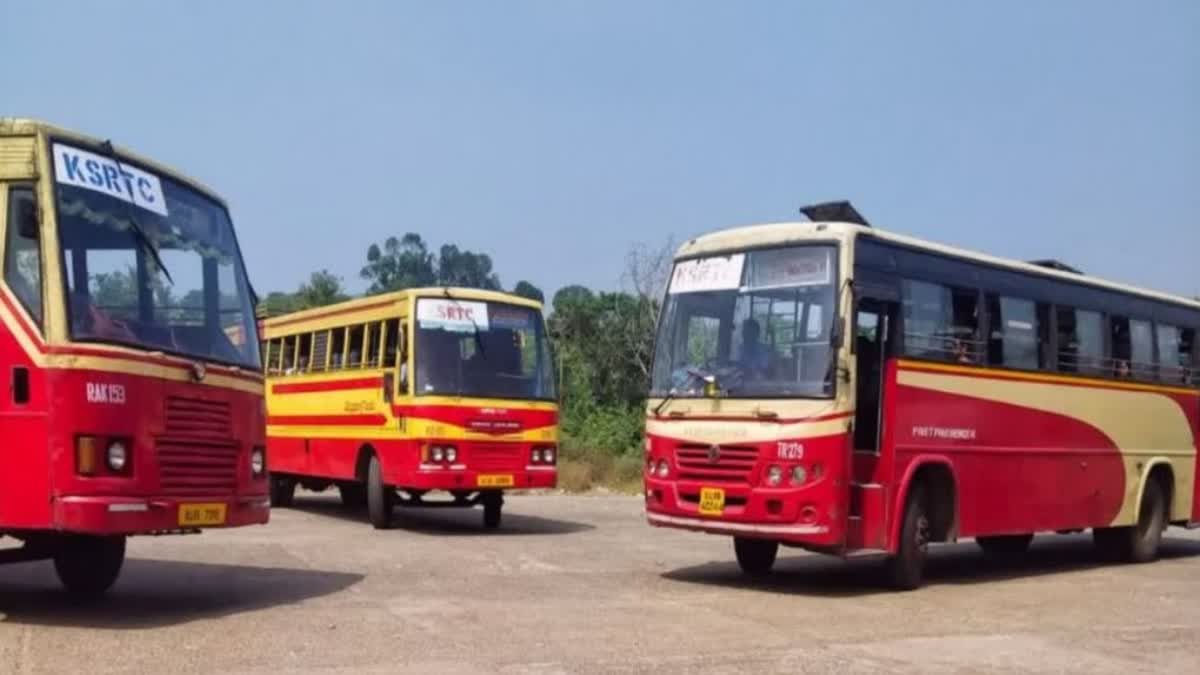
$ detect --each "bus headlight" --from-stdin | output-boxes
[542,448,555,464]
[766,465,784,486]
[531,448,543,464]
[444,446,458,463]
[655,459,669,478]
[431,446,445,463]
[251,447,266,477]
[106,441,128,472]
[790,465,807,485]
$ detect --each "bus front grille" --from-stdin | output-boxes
[164,396,232,440]
[468,444,522,471]
[157,440,240,495]
[675,444,760,485]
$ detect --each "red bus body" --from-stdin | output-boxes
[645,218,1200,586]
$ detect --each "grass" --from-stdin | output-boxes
[556,446,644,495]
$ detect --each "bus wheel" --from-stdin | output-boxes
[482,491,503,530]
[54,535,126,598]
[885,489,930,590]
[733,537,778,576]
[269,474,296,508]
[976,534,1033,557]
[1095,478,1166,563]
[366,455,394,530]
[339,484,367,509]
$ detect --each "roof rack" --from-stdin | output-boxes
[1027,259,1083,275]
[799,200,870,227]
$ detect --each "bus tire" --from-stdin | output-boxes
[885,488,930,590]
[482,491,503,530]
[366,455,394,529]
[53,535,125,598]
[1095,478,1166,563]
[733,537,778,576]
[270,474,296,508]
[339,484,367,509]
[976,534,1033,557]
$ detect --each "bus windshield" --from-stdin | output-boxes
[414,298,556,401]
[52,142,260,369]
[650,244,839,399]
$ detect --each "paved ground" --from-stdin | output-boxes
[1,493,1198,674]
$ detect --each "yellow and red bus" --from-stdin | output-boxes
[0,119,267,595]
[262,288,558,529]
[644,201,1199,588]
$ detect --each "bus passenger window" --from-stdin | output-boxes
[296,333,312,373]
[382,319,400,368]
[311,330,330,371]
[1111,316,1153,380]
[986,295,1042,369]
[366,322,382,367]
[282,336,297,374]
[1057,308,1104,376]
[4,187,43,327]
[901,280,979,363]
[330,327,346,369]
[347,324,365,367]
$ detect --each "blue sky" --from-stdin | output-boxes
[3,1,1197,299]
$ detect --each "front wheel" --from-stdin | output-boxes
[977,534,1034,557]
[366,455,394,530]
[54,535,126,598]
[482,491,503,530]
[733,537,778,576]
[270,474,296,508]
[885,489,930,590]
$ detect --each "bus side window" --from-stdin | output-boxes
[330,327,346,370]
[296,333,312,373]
[4,186,43,328]
[366,322,382,368]
[311,330,330,372]
[1111,316,1153,380]
[282,335,297,374]
[985,295,1043,370]
[265,339,281,375]
[347,324,365,368]
[383,319,400,368]
[901,280,979,364]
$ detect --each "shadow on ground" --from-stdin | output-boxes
[287,493,595,537]
[0,557,362,629]
[662,534,1200,598]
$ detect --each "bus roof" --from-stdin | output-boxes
[0,117,227,208]
[260,287,544,334]
[676,220,1200,311]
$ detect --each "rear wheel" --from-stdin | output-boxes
[885,488,930,590]
[339,483,367,509]
[53,535,126,598]
[1094,478,1167,563]
[482,491,503,530]
[269,474,296,508]
[733,537,778,577]
[976,534,1034,557]
[366,455,394,530]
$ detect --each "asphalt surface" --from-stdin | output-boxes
[2,493,1198,674]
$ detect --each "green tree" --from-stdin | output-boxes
[360,233,436,293]
[295,269,349,309]
[437,244,501,290]
[259,291,300,317]
[512,280,545,303]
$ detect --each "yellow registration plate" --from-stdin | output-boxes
[698,487,725,516]
[179,503,227,527]
[477,474,515,488]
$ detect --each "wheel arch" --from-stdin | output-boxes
[1136,458,1176,522]
[888,455,959,554]
[355,443,378,482]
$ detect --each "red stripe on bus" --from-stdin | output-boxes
[272,377,384,394]
[268,414,389,426]
[265,299,396,330]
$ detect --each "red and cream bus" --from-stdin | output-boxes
[262,288,558,529]
[644,201,1199,588]
[0,119,267,595]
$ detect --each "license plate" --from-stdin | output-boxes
[477,474,514,488]
[179,503,227,526]
[698,487,725,516]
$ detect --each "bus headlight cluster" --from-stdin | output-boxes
[762,463,820,487]
[766,465,784,486]
[429,445,458,464]
[531,447,556,464]
[655,459,669,478]
[107,441,128,472]
[250,447,266,477]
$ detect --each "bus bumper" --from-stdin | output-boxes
[643,480,843,548]
[397,467,558,492]
[52,495,271,535]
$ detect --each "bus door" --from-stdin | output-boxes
[848,280,899,549]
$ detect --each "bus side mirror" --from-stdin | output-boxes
[17,199,39,240]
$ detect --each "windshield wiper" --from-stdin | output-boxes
[98,140,174,286]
